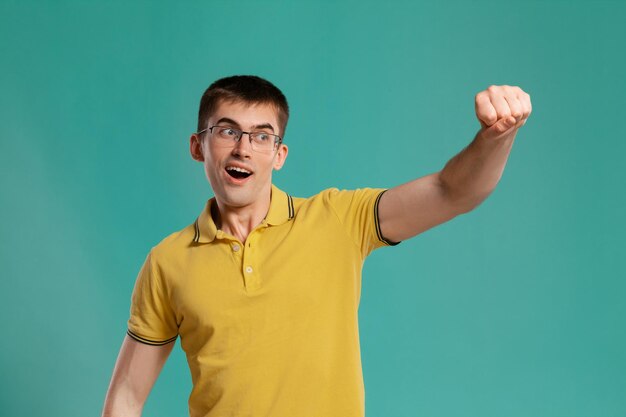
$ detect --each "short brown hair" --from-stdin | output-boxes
[197,75,290,137]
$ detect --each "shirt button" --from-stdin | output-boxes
[245,266,253,274]
[232,244,240,252]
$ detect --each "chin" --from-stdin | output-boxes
[219,189,255,208]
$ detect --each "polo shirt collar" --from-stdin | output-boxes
[265,184,294,226]
[193,184,294,243]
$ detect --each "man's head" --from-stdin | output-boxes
[196,75,289,137]
[190,75,290,212]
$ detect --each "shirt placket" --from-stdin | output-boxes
[241,228,262,292]
[217,225,265,293]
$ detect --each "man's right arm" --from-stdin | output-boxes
[102,335,175,417]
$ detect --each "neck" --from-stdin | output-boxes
[212,191,271,243]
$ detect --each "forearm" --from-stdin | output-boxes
[102,361,147,417]
[439,130,517,213]
[102,383,144,417]
[101,335,174,417]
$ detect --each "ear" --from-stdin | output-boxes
[190,134,204,162]
[272,144,288,170]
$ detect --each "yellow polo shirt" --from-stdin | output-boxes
[127,185,397,417]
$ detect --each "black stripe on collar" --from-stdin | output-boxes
[287,194,294,219]
[193,218,200,243]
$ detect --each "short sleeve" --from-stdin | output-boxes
[127,250,178,345]
[325,188,399,258]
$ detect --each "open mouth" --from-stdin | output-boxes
[226,166,252,180]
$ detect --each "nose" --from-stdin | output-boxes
[231,133,253,158]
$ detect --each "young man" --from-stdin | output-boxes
[102,75,532,417]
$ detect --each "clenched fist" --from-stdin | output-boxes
[475,85,532,140]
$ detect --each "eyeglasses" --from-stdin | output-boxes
[197,125,282,153]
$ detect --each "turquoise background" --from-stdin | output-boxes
[1,1,625,416]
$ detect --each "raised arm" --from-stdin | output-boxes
[101,335,175,417]
[378,85,532,242]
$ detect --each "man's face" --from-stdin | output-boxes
[190,100,288,210]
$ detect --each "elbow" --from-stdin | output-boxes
[459,189,495,214]
[454,195,489,214]
[440,178,494,215]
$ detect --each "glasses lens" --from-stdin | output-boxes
[216,127,239,139]
[210,127,240,147]
[250,132,279,152]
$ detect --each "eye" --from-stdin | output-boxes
[252,132,272,143]
[219,127,238,138]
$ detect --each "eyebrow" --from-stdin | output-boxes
[215,117,275,132]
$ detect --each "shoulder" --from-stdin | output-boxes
[294,187,385,202]
[298,187,386,206]
[149,221,196,261]
[289,187,387,220]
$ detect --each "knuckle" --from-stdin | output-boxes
[478,107,491,118]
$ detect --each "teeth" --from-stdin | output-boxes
[226,166,251,174]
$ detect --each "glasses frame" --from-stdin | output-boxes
[197,125,283,153]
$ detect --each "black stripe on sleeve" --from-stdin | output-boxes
[374,190,400,246]
[127,329,178,346]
